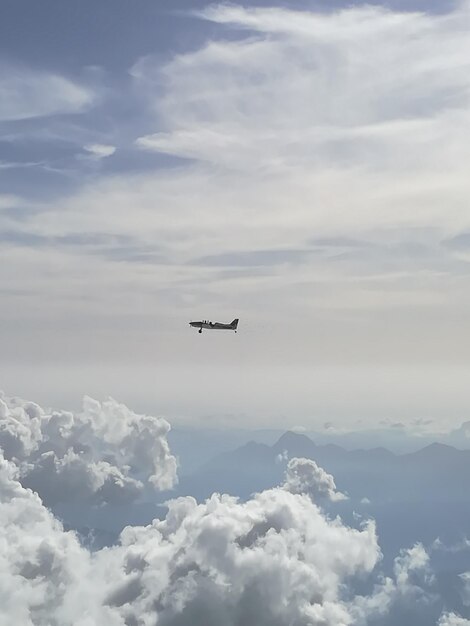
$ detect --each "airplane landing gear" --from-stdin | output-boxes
[199,328,202,334]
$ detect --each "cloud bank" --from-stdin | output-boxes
[1,391,469,625]
[0,444,451,625]
[0,442,380,625]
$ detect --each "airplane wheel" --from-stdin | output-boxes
[199,329,202,334]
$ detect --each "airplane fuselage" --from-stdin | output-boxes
[189,319,239,333]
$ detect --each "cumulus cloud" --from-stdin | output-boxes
[283,457,347,501]
[0,453,122,625]
[393,542,434,590]
[0,395,457,626]
[114,490,379,625]
[0,64,95,121]
[0,444,381,626]
[0,393,177,506]
[351,542,438,624]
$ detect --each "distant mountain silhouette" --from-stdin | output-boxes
[176,431,470,566]
[178,430,470,509]
[273,430,316,452]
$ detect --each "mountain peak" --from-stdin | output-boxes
[273,430,315,452]
[410,441,460,461]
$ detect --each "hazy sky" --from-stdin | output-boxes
[1,0,470,428]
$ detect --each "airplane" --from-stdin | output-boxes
[189,318,239,334]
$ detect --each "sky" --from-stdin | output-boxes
[1,0,470,428]
[3,7,470,622]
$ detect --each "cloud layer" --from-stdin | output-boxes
[1,391,470,624]
[0,443,457,626]
[0,441,381,625]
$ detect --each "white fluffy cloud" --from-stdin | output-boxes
[0,393,177,506]
[114,490,379,625]
[0,392,462,625]
[0,445,448,626]
[0,445,381,625]
[0,454,123,626]
[283,456,347,501]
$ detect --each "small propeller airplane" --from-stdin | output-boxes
[189,318,239,334]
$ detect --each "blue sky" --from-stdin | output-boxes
[1,0,470,427]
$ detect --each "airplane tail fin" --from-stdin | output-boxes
[231,318,239,329]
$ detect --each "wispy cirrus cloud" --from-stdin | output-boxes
[438,613,470,626]
[0,64,96,121]
[83,143,116,159]
[3,3,470,420]
[137,3,470,179]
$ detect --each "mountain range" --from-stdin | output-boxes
[176,431,470,567]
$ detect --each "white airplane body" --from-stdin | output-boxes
[189,318,239,334]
